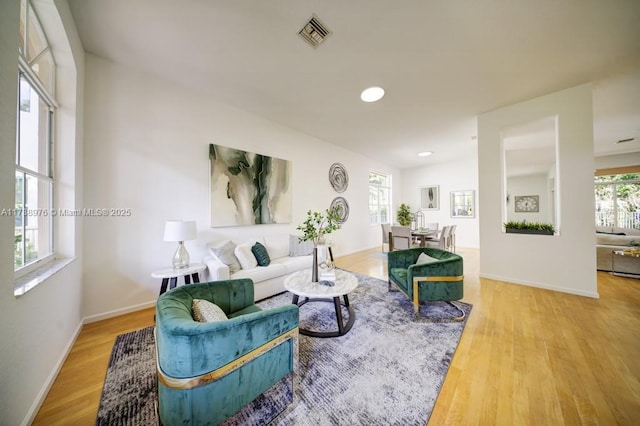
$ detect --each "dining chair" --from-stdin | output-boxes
[449,225,457,252]
[424,222,439,231]
[381,223,391,252]
[391,225,413,250]
[425,225,452,251]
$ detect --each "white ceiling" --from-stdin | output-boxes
[67,0,640,169]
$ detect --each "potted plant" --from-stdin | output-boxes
[397,203,413,227]
[504,220,555,235]
[297,206,343,282]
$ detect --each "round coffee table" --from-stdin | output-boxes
[284,269,358,338]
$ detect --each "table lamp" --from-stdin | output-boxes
[164,220,197,269]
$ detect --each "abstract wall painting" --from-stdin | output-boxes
[420,185,439,210]
[209,144,292,227]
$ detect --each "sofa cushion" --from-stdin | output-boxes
[289,235,314,256]
[231,263,287,282]
[251,242,271,266]
[210,241,241,274]
[235,242,259,270]
[192,299,228,322]
[272,255,313,274]
[596,234,640,246]
[263,235,290,259]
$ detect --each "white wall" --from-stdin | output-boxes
[506,173,551,223]
[82,54,401,319]
[0,1,84,425]
[594,152,640,169]
[478,84,598,298]
[400,152,480,248]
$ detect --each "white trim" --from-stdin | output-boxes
[14,257,74,296]
[83,300,157,324]
[479,272,600,299]
[21,321,83,426]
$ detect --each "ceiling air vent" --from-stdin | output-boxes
[298,15,332,48]
[617,137,636,144]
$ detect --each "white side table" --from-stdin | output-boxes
[152,263,206,295]
[284,269,358,338]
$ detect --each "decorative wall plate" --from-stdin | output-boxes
[330,196,349,224]
[328,162,348,193]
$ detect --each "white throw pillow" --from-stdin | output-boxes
[209,241,242,274]
[416,252,440,265]
[235,242,259,270]
[289,235,314,256]
[192,299,228,322]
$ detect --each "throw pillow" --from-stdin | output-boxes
[210,241,242,274]
[263,234,289,259]
[235,242,259,270]
[416,252,440,265]
[192,299,228,322]
[289,235,314,256]
[251,242,271,266]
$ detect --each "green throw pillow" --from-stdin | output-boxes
[251,242,271,266]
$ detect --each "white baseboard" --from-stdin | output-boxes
[83,300,157,324]
[479,273,600,299]
[22,320,84,426]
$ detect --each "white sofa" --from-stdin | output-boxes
[596,226,640,274]
[203,234,314,302]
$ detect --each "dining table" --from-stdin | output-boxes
[411,228,438,247]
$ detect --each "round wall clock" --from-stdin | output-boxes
[514,195,539,212]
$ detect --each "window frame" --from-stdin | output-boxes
[595,174,640,229]
[369,171,392,226]
[15,0,57,278]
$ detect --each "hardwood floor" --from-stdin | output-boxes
[33,248,640,425]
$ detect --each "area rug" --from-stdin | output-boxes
[96,271,472,425]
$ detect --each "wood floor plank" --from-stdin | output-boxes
[32,248,640,425]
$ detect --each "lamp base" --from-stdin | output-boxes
[172,242,190,269]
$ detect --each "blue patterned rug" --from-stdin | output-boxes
[96,271,472,425]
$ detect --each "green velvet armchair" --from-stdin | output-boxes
[155,279,299,425]
[387,247,465,321]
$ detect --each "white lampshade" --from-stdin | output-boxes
[163,220,197,242]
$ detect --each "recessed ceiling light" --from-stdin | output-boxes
[361,87,385,102]
[417,151,433,157]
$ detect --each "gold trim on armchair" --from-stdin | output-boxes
[412,275,465,322]
[156,327,299,390]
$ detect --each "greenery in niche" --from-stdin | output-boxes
[504,220,555,234]
[397,203,413,226]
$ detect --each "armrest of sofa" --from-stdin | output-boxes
[204,254,230,281]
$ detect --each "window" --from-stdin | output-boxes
[595,173,640,229]
[15,0,56,274]
[369,171,391,225]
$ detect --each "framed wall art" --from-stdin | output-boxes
[514,195,539,212]
[450,190,475,218]
[209,144,292,227]
[420,185,439,210]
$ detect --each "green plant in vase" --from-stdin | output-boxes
[296,205,342,282]
[397,203,413,227]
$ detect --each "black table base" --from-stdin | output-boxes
[292,294,355,338]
